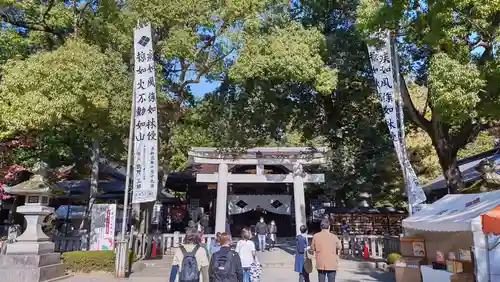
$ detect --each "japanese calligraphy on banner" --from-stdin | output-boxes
[367,30,426,208]
[132,23,159,204]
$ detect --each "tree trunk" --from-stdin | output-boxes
[434,139,463,194]
[334,189,345,207]
[440,159,463,194]
[81,141,100,249]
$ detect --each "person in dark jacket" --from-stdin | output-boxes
[255,217,267,252]
[209,232,243,282]
[294,225,310,282]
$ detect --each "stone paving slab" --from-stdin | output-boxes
[63,260,394,282]
[62,245,394,282]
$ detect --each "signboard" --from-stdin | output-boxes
[151,201,162,225]
[90,204,117,251]
[132,23,159,204]
[367,30,426,208]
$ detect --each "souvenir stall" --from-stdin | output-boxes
[480,205,500,282]
[400,190,500,282]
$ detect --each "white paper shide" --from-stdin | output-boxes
[132,23,159,204]
[367,30,427,208]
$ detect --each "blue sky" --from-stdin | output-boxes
[190,77,220,98]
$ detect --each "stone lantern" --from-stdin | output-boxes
[0,162,66,282]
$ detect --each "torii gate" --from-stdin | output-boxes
[187,147,328,235]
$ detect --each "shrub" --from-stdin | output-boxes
[61,250,135,273]
[387,253,402,265]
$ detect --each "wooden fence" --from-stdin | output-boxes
[52,233,400,259]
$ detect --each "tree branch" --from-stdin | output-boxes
[1,14,66,41]
[399,72,432,133]
[453,120,500,150]
[41,0,55,22]
[76,0,94,28]
[179,58,188,83]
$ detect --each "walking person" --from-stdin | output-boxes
[170,228,209,282]
[209,232,243,282]
[235,228,256,282]
[255,217,267,252]
[294,225,311,282]
[268,220,277,250]
[310,219,342,282]
[226,218,231,238]
[209,232,222,257]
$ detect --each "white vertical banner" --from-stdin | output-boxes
[132,23,159,204]
[367,30,426,210]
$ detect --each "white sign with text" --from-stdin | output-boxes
[132,23,159,204]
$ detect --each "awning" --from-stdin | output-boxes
[482,205,500,234]
[403,190,500,232]
[422,147,500,192]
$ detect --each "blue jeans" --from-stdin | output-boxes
[318,270,336,282]
[243,267,251,282]
[258,234,266,251]
[299,271,310,282]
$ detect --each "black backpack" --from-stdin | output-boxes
[179,245,201,282]
[210,250,236,282]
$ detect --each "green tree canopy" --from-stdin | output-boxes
[0,0,337,172]
[356,0,500,193]
[0,39,131,134]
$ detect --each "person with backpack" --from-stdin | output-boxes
[235,228,256,282]
[209,232,243,282]
[170,228,210,282]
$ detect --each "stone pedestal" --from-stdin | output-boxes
[0,253,65,282]
[0,195,66,282]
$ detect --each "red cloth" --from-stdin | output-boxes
[482,205,500,234]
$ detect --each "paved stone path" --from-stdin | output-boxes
[63,247,394,282]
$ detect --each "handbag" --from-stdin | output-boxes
[250,257,262,282]
[303,250,313,273]
[302,236,313,273]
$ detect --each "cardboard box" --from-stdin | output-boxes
[400,236,425,257]
[395,257,426,282]
[458,249,472,262]
[447,260,463,273]
[446,260,474,274]
[450,273,475,282]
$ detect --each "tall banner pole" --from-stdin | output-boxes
[390,32,412,216]
[367,30,426,216]
[115,88,135,278]
[115,22,159,276]
[391,33,427,214]
[131,22,159,205]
